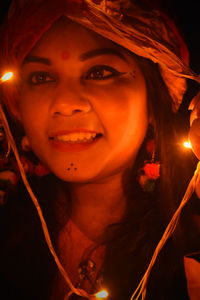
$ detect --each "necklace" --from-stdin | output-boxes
[59,220,105,299]
[77,258,97,289]
[66,258,104,299]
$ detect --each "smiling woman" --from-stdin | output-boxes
[17,17,148,183]
[0,1,200,300]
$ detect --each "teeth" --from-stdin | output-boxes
[54,132,98,142]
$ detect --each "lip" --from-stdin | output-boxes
[48,129,102,152]
[49,129,101,136]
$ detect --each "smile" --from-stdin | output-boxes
[50,132,100,143]
[49,131,102,152]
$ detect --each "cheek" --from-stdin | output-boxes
[103,86,148,156]
[17,95,48,147]
[61,50,71,60]
[93,81,148,134]
[18,87,48,121]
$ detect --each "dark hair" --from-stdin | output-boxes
[1,37,199,300]
[99,55,198,299]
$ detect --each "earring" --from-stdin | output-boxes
[138,139,160,192]
[0,121,18,206]
[0,121,11,159]
[21,135,31,151]
[20,135,50,176]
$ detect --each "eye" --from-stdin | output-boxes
[28,71,56,85]
[84,65,126,80]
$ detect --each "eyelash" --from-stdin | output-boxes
[28,71,56,85]
[27,65,126,85]
[84,65,126,80]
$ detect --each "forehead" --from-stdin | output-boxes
[30,17,119,55]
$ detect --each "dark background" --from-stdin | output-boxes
[0,0,199,112]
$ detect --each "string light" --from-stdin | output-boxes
[95,289,109,299]
[183,140,192,149]
[0,69,194,300]
[0,71,14,83]
[0,68,106,300]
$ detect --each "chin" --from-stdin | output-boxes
[50,168,99,183]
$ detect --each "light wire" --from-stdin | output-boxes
[130,160,200,300]
[0,103,95,299]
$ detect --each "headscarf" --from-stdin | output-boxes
[0,0,200,111]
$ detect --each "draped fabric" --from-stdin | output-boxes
[0,0,199,111]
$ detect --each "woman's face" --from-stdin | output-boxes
[17,18,148,182]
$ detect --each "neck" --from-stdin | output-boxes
[68,171,130,242]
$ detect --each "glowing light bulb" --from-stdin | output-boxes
[0,71,14,83]
[183,141,192,149]
[95,289,109,299]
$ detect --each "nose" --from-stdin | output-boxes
[50,86,92,117]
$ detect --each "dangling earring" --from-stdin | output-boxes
[21,135,31,152]
[0,121,11,159]
[138,139,160,192]
[20,135,50,176]
[0,121,18,206]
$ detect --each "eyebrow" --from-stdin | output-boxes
[22,56,52,66]
[79,48,128,62]
[22,47,128,66]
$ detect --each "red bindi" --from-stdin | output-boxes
[61,51,70,60]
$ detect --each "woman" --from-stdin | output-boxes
[0,1,199,299]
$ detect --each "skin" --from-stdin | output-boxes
[189,92,200,198]
[16,17,149,240]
